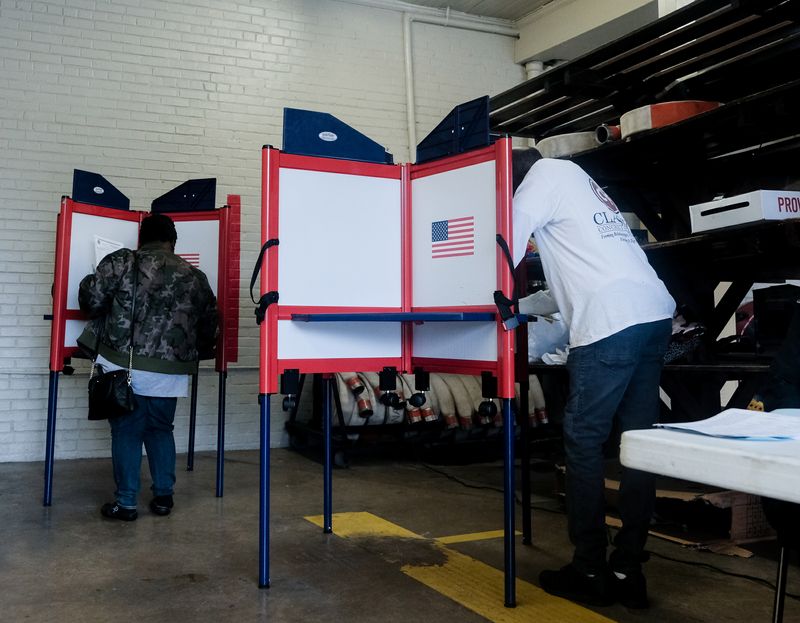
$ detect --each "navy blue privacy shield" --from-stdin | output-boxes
[416,96,495,164]
[282,108,393,164]
[151,178,216,213]
[72,170,130,210]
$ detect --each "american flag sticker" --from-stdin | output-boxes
[431,216,475,259]
[178,253,201,268]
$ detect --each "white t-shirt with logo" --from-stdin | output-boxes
[512,158,675,348]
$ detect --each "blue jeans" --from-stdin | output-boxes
[564,319,671,575]
[109,395,177,508]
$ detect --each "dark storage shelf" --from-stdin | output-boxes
[490,0,800,139]
[495,0,800,422]
[526,218,800,282]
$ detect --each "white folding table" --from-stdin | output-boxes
[621,416,800,623]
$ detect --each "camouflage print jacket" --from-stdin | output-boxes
[77,242,219,374]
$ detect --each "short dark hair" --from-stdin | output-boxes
[512,148,543,193]
[139,213,177,246]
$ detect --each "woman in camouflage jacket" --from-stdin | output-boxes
[77,214,218,521]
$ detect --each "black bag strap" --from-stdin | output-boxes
[126,252,138,384]
[250,238,280,325]
[90,251,138,382]
[493,234,520,331]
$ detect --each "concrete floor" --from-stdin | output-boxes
[1,448,798,622]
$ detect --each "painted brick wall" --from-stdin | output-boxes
[0,0,523,462]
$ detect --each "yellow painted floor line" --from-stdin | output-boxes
[306,512,617,623]
[436,529,521,545]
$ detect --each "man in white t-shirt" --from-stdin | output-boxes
[512,148,675,609]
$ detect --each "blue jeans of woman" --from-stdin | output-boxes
[109,395,177,508]
[564,319,671,575]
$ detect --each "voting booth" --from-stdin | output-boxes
[45,172,241,505]
[254,128,518,604]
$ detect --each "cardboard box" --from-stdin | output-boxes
[689,190,800,233]
[555,465,775,553]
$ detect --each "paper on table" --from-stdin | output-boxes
[655,408,800,440]
[93,235,124,270]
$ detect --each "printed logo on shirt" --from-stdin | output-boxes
[589,179,635,243]
[590,178,619,213]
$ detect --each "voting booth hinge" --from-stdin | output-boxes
[479,372,499,418]
[494,234,519,331]
[378,367,404,409]
[280,369,300,412]
[409,368,430,408]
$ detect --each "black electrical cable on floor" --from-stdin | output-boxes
[419,462,564,514]
[647,551,800,601]
[418,462,800,602]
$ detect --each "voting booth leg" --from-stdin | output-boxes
[187,373,198,471]
[43,371,59,507]
[322,376,333,534]
[519,377,532,545]
[215,371,227,498]
[772,545,789,623]
[259,393,271,588]
[503,398,516,607]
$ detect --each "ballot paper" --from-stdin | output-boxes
[93,234,124,270]
[655,408,800,440]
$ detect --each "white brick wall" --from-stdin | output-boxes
[0,0,524,462]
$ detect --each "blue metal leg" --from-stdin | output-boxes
[519,379,532,545]
[43,371,59,507]
[503,397,516,607]
[772,545,789,623]
[323,376,333,534]
[187,373,198,471]
[259,393,271,588]
[216,371,227,497]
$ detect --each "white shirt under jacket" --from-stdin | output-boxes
[512,158,675,348]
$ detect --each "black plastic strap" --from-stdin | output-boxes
[493,234,519,330]
[249,238,279,304]
[496,234,517,291]
[494,291,519,331]
[255,291,279,325]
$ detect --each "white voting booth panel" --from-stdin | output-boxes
[63,213,221,351]
[278,168,401,308]
[411,159,497,308]
[261,151,405,391]
[52,198,239,372]
[67,212,140,312]
[173,220,220,293]
[409,156,503,369]
[411,322,497,361]
[64,210,140,350]
[277,321,401,360]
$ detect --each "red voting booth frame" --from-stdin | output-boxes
[44,195,241,506]
[255,139,520,606]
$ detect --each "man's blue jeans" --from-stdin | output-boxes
[109,395,177,508]
[564,319,671,575]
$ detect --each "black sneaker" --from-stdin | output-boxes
[149,495,174,516]
[612,569,649,609]
[101,502,137,521]
[539,564,615,607]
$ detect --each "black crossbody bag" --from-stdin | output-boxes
[87,254,138,420]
